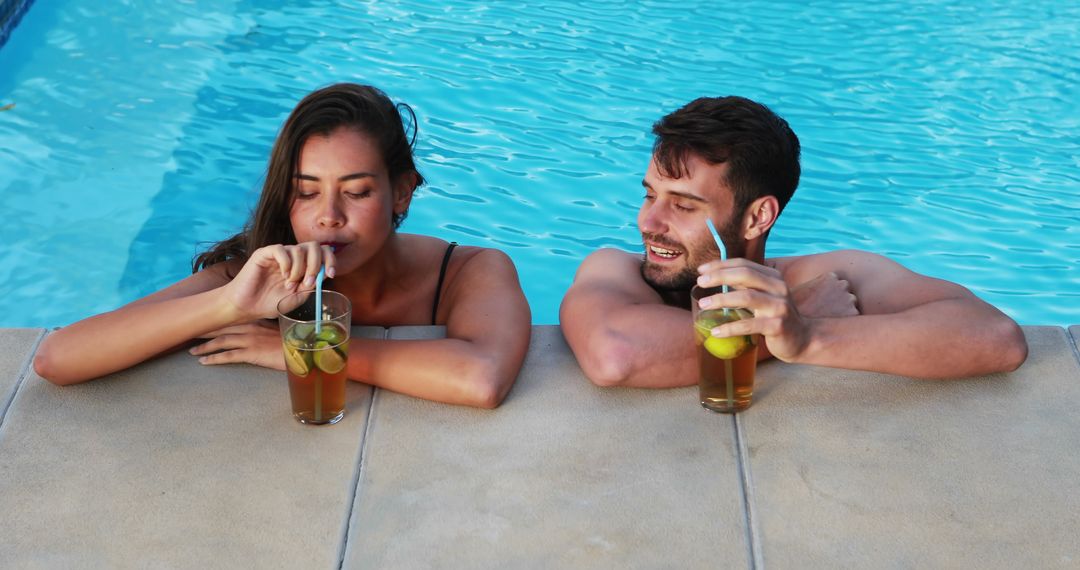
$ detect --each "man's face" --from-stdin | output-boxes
[637,153,743,292]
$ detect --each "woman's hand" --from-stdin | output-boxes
[222,242,337,320]
[189,321,286,370]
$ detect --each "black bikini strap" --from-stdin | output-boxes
[431,242,458,325]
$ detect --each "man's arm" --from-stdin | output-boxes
[700,250,1028,379]
[559,249,697,388]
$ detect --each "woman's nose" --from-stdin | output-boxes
[317,197,345,228]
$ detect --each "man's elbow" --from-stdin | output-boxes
[993,319,1028,373]
[573,335,633,388]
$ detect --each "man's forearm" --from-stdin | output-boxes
[570,303,699,388]
[795,298,1027,379]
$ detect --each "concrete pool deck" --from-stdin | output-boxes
[1,324,1078,568]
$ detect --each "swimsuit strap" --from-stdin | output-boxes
[431,242,458,325]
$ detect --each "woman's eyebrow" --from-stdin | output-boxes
[295,172,377,182]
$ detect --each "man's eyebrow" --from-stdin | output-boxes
[295,172,377,182]
[641,180,707,203]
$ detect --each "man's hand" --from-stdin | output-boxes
[695,258,814,363]
[790,272,859,318]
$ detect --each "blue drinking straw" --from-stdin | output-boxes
[704,219,729,295]
[313,245,334,334]
[705,218,731,320]
[314,265,326,334]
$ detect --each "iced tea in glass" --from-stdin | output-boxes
[691,285,759,413]
[277,291,351,425]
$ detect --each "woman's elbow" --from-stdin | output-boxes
[463,358,513,410]
[32,344,75,386]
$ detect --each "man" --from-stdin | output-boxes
[560,96,1027,387]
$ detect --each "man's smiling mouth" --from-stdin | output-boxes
[649,245,680,259]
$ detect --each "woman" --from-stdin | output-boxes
[34,83,532,408]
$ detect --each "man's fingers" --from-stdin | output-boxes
[698,257,781,278]
[697,265,787,297]
[698,282,788,311]
[710,315,782,339]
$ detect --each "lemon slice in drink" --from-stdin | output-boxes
[284,345,310,376]
[694,309,754,359]
[703,335,751,360]
[313,341,347,374]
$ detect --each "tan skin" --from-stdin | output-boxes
[34,128,532,408]
[560,153,1028,387]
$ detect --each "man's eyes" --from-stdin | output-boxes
[644,193,695,212]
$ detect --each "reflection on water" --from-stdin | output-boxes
[0,1,1078,326]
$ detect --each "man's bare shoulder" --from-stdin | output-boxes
[770,249,894,283]
[577,248,643,277]
[566,248,658,304]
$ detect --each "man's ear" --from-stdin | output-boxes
[742,195,780,240]
[392,172,418,216]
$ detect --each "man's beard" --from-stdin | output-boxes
[640,216,744,293]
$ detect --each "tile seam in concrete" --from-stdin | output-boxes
[1066,326,1080,370]
[337,326,387,569]
[336,385,379,569]
[0,329,46,431]
[734,413,763,570]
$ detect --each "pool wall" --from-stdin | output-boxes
[0,0,33,49]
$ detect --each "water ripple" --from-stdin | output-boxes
[0,0,1077,326]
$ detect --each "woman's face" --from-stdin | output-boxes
[289,127,412,274]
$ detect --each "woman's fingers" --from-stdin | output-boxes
[300,242,322,289]
[321,244,337,279]
[190,329,285,371]
[189,334,245,356]
[286,246,306,289]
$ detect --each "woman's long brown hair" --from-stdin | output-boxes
[192,83,424,273]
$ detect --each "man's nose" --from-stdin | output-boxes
[638,202,667,234]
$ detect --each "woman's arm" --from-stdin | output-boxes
[33,266,240,385]
[351,249,532,408]
[35,243,335,385]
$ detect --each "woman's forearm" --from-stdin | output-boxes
[34,287,241,385]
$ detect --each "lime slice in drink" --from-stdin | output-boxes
[313,340,347,374]
[703,335,751,360]
[284,345,311,376]
[290,323,315,343]
[315,324,345,346]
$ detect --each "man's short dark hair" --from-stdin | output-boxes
[652,96,801,215]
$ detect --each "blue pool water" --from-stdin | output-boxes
[1,1,1078,327]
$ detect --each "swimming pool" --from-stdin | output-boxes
[1,1,1078,327]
